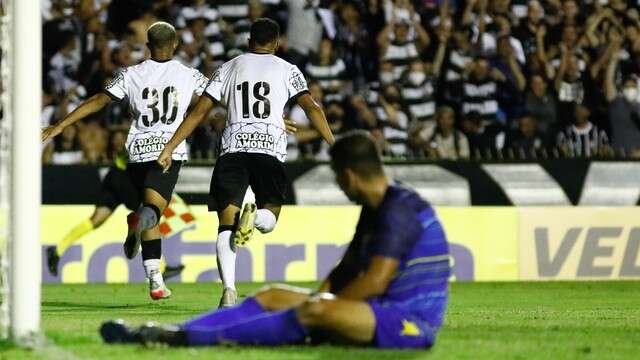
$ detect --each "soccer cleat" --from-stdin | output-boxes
[123,212,142,259]
[46,246,60,277]
[218,287,237,308]
[150,277,172,300]
[234,203,257,246]
[100,319,141,344]
[138,323,187,347]
[162,264,185,280]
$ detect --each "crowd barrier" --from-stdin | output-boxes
[40,206,640,283]
[43,161,640,206]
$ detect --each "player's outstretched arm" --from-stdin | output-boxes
[41,92,112,142]
[157,95,215,171]
[297,93,335,146]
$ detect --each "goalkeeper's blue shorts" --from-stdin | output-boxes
[367,293,447,349]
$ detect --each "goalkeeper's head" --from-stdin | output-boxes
[146,21,178,58]
[329,130,386,204]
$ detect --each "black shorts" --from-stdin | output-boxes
[126,161,182,203]
[208,152,287,212]
[96,167,140,211]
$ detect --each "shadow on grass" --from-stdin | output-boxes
[42,301,147,310]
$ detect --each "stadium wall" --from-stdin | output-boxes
[40,206,640,284]
[43,161,640,206]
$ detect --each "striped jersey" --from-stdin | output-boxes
[305,57,347,104]
[462,77,498,121]
[401,77,436,122]
[383,39,420,79]
[556,122,609,157]
[104,59,208,163]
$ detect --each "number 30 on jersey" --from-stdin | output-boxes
[141,86,179,127]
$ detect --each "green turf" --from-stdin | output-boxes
[1,281,638,359]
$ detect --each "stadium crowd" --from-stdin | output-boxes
[40,0,640,163]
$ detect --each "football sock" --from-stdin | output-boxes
[57,219,94,256]
[182,297,265,330]
[255,209,277,234]
[216,230,236,290]
[185,309,307,346]
[137,204,160,231]
[142,239,163,284]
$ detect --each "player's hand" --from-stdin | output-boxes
[284,118,297,134]
[42,126,62,142]
[157,149,173,173]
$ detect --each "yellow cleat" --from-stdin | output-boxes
[234,203,257,246]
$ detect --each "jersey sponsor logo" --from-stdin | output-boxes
[400,320,422,336]
[234,132,275,150]
[130,136,169,155]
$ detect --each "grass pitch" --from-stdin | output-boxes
[0,281,638,359]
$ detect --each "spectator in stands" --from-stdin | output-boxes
[555,46,586,127]
[51,125,84,164]
[284,0,326,69]
[525,74,557,133]
[605,39,640,157]
[413,106,470,160]
[557,103,610,158]
[462,56,505,123]
[442,26,475,105]
[505,111,546,158]
[377,9,430,80]
[462,111,506,159]
[375,84,411,157]
[48,31,81,94]
[230,0,265,55]
[400,27,447,124]
[306,38,349,105]
[176,1,224,70]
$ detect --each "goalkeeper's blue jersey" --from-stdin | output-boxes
[349,184,450,324]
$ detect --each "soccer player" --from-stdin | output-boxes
[45,131,185,280]
[100,131,450,349]
[157,18,335,307]
[42,22,209,299]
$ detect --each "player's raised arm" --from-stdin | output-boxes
[41,92,112,142]
[157,95,216,171]
[297,92,335,145]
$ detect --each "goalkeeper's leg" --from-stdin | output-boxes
[47,206,112,276]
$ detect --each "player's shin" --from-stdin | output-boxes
[216,228,237,307]
[185,309,307,346]
[182,297,265,331]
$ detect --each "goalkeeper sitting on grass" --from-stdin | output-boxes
[100,131,450,349]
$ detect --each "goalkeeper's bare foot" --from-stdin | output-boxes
[123,212,141,259]
[234,203,257,246]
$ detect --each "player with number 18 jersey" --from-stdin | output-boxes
[158,18,335,307]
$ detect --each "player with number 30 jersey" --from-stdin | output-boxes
[105,59,207,163]
[42,22,207,301]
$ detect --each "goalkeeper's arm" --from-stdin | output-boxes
[42,92,112,142]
